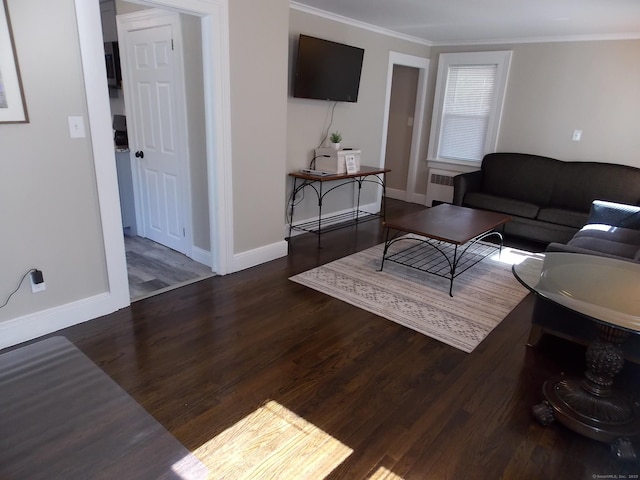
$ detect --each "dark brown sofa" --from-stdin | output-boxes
[453,152,640,244]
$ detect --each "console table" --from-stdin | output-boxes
[287,166,390,248]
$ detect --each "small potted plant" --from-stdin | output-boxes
[329,131,342,150]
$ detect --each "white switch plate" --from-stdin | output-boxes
[572,129,582,142]
[68,115,86,138]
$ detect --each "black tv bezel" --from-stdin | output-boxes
[292,34,364,103]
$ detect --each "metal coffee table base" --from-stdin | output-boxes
[379,230,503,296]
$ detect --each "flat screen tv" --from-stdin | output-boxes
[293,34,364,103]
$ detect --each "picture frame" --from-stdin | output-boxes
[0,0,28,123]
[345,154,358,174]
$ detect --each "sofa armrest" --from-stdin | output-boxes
[587,200,640,229]
[453,170,482,206]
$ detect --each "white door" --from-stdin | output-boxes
[121,20,189,254]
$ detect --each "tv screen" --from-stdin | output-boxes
[293,35,364,103]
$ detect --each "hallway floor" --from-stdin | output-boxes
[124,235,213,301]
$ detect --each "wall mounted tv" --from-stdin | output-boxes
[293,34,365,103]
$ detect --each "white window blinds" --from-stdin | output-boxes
[439,64,498,162]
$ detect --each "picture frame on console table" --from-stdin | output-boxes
[0,0,28,124]
[345,153,358,174]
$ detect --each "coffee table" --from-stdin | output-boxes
[513,253,640,461]
[379,204,511,296]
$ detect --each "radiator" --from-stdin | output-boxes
[425,168,456,207]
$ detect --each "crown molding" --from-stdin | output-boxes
[289,2,432,47]
[432,32,640,47]
[290,2,640,47]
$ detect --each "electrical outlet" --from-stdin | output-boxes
[30,270,46,293]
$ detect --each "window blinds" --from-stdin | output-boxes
[439,64,497,162]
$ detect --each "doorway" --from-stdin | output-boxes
[385,65,419,199]
[379,52,430,204]
[77,0,235,313]
[102,3,212,300]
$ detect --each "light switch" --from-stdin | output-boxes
[68,116,86,139]
[572,129,582,142]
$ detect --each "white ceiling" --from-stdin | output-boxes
[292,0,640,45]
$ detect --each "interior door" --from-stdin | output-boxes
[125,23,188,254]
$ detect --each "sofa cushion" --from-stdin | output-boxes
[546,241,640,262]
[536,208,588,229]
[573,223,640,243]
[589,200,640,229]
[567,237,639,259]
[566,224,640,259]
[549,162,640,213]
[463,192,539,218]
[505,217,578,244]
[480,153,559,207]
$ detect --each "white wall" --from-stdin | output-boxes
[427,40,640,170]
[229,0,289,253]
[0,0,109,323]
[287,8,430,223]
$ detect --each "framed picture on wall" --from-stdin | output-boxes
[0,0,28,123]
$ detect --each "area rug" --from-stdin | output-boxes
[0,336,207,480]
[290,239,533,353]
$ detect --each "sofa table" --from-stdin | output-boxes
[287,166,390,248]
[513,253,640,461]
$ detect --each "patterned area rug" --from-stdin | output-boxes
[290,240,532,353]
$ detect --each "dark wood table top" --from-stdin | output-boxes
[289,165,391,181]
[383,204,511,245]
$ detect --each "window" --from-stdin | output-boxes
[428,51,512,163]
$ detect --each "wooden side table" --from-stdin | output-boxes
[287,166,390,248]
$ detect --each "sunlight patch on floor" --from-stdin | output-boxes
[369,466,405,479]
[489,247,543,266]
[193,400,352,478]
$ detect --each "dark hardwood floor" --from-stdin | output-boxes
[6,199,640,479]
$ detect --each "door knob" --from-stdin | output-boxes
[135,150,144,158]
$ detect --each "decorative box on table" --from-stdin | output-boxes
[314,148,361,174]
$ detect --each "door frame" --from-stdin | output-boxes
[117,10,193,257]
[76,0,233,312]
[379,52,429,203]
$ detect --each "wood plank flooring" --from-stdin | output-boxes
[5,199,640,479]
[125,235,213,301]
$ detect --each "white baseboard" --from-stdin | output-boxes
[231,240,288,273]
[358,201,381,214]
[385,188,426,205]
[385,188,405,200]
[285,202,381,237]
[191,246,213,268]
[0,292,124,351]
[411,192,427,205]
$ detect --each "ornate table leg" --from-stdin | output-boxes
[532,324,640,461]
